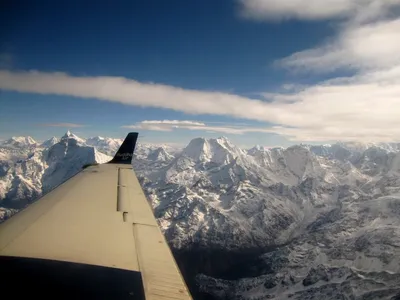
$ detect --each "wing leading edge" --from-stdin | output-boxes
[0,132,192,300]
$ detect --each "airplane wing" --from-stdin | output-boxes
[0,132,192,300]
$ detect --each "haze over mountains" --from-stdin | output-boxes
[1,132,400,299]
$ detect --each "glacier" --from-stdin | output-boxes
[1,132,400,299]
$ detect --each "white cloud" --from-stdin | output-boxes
[238,0,400,21]
[38,123,85,128]
[0,3,397,144]
[122,120,206,131]
[239,0,354,20]
[265,63,400,142]
[122,124,171,132]
[122,120,205,132]
[2,67,400,142]
[3,2,400,145]
[141,120,205,126]
[123,120,274,135]
[0,70,276,123]
[247,0,400,142]
[279,18,400,72]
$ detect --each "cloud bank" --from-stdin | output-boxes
[2,0,400,143]
[242,0,400,142]
[0,70,273,122]
[1,67,400,142]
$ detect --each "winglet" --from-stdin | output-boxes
[108,132,139,164]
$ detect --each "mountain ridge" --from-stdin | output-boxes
[1,132,400,299]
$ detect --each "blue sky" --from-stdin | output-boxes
[1,0,400,147]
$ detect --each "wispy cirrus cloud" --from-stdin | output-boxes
[278,18,400,73]
[38,123,86,128]
[141,120,205,126]
[122,120,274,135]
[122,120,205,132]
[240,0,400,75]
[238,0,400,22]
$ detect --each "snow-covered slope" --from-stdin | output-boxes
[0,131,112,211]
[85,136,123,156]
[1,135,400,299]
[41,132,111,192]
[40,137,59,148]
[132,138,400,299]
[1,136,37,148]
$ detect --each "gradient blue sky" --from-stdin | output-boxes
[1,0,399,147]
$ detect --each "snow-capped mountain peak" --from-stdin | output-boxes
[59,131,86,146]
[40,137,59,148]
[85,136,123,156]
[182,137,243,164]
[0,131,112,209]
[147,147,174,162]
[63,130,72,138]
[247,145,266,155]
[85,136,105,143]
[61,130,83,140]
[2,136,37,148]
[182,137,212,162]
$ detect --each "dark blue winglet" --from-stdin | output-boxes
[108,132,139,164]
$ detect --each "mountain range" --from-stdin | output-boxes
[1,132,400,299]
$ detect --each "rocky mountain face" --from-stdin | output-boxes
[1,133,400,299]
[134,139,400,299]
